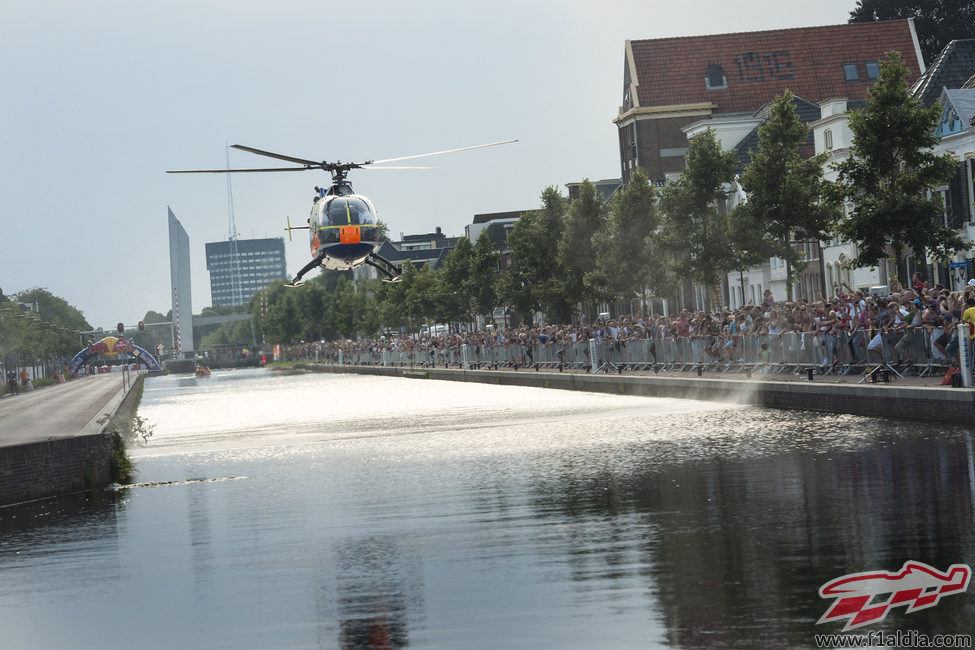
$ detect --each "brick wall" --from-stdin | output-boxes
[0,434,113,506]
[636,115,700,179]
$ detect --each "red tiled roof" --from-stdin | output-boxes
[628,21,922,113]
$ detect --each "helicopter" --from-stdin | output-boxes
[167,140,517,286]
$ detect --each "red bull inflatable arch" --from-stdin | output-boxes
[69,336,162,375]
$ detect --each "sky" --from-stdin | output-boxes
[1,0,862,330]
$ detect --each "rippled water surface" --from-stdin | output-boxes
[1,368,974,649]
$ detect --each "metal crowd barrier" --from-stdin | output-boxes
[317,325,958,381]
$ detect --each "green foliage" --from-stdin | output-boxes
[849,0,975,64]
[559,180,608,315]
[590,168,665,303]
[15,287,92,331]
[378,264,410,332]
[732,91,841,295]
[197,317,255,350]
[659,129,740,295]
[833,51,964,268]
[498,212,542,319]
[0,288,89,368]
[499,187,572,323]
[262,283,303,343]
[404,262,442,326]
[110,430,134,484]
[440,236,477,324]
[470,229,500,319]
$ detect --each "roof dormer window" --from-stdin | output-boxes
[705,62,727,90]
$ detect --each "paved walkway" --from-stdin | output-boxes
[0,374,128,447]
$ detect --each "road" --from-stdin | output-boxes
[0,373,128,446]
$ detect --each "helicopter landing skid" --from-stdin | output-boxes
[285,251,327,287]
[365,253,402,283]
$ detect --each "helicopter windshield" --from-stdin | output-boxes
[326,196,376,227]
[314,194,380,248]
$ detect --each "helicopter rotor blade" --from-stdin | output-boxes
[169,139,515,175]
[368,139,518,165]
[361,165,434,170]
[230,144,321,167]
[166,167,312,173]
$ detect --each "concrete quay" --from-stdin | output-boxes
[293,363,975,424]
[0,373,138,506]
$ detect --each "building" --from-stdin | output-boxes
[352,227,459,282]
[927,73,975,290]
[205,237,287,307]
[615,20,928,309]
[465,211,522,267]
[719,38,975,306]
[615,20,924,185]
[565,179,622,202]
[167,207,194,354]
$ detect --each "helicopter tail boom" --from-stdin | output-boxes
[284,215,311,242]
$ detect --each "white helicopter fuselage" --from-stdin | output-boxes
[308,188,381,271]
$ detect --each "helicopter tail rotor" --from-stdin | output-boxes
[284,215,311,242]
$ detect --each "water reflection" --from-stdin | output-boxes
[334,536,423,649]
[526,418,975,648]
[0,369,971,649]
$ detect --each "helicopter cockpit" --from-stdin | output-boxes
[310,192,380,266]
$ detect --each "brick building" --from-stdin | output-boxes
[615,20,924,184]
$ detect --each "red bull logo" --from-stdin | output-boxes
[86,336,131,357]
[817,561,971,631]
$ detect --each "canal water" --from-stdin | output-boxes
[1,368,973,649]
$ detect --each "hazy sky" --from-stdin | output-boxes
[1,0,861,329]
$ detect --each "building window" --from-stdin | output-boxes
[865,60,880,80]
[824,129,833,150]
[842,63,859,81]
[631,123,638,163]
[705,62,727,90]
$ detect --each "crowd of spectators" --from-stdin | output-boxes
[286,276,975,376]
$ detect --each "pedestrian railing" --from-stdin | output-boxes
[319,326,960,381]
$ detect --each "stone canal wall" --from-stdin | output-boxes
[0,374,144,506]
[294,364,975,423]
[0,434,113,505]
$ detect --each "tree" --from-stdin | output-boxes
[470,229,500,325]
[497,213,540,321]
[440,236,476,325]
[261,283,302,344]
[15,287,91,332]
[732,90,841,300]
[1,288,93,374]
[401,262,440,327]
[377,265,409,334]
[499,187,572,324]
[589,168,663,307]
[658,129,740,305]
[849,0,975,64]
[330,276,367,338]
[833,51,964,272]
[558,180,607,319]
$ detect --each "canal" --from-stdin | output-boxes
[1,368,973,648]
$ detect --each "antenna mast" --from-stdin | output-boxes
[226,144,243,306]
